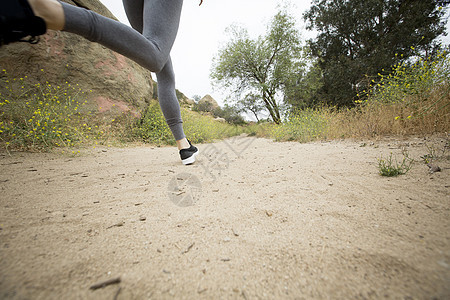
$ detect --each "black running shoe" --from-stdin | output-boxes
[0,0,47,46]
[179,140,199,165]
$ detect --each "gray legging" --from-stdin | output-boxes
[60,0,185,141]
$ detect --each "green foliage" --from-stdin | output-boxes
[235,93,265,122]
[213,105,246,125]
[181,109,243,143]
[0,68,249,152]
[192,100,215,113]
[356,50,450,134]
[363,51,449,109]
[420,144,437,164]
[258,50,450,143]
[133,101,174,146]
[211,7,305,124]
[304,0,449,107]
[192,98,246,125]
[377,152,413,177]
[269,108,331,142]
[132,100,246,145]
[285,50,324,109]
[420,138,449,164]
[0,69,101,151]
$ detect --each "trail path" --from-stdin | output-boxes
[0,136,449,299]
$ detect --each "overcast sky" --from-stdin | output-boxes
[99,0,314,105]
[99,0,449,106]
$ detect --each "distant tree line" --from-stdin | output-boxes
[192,100,246,125]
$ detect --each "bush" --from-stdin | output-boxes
[0,69,102,151]
[132,100,246,145]
[377,152,413,177]
[132,101,174,145]
[213,105,246,125]
[270,108,330,142]
[265,50,450,143]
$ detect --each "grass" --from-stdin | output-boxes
[0,69,104,152]
[1,50,448,154]
[377,151,413,177]
[255,50,449,142]
[0,69,246,152]
[130,101,246,146]
[420,138,449,164]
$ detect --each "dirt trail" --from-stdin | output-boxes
[0,136,449,299]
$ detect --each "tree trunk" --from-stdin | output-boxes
[262,91,281,124]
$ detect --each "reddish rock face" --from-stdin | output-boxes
[0,0,154,117]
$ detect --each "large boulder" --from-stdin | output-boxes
[0,0,154,117]
[197,94,219,112]
[176,89,195,108]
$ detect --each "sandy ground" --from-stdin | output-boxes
[0,136,449,299]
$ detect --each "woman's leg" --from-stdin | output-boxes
[123,0,188,147]
[32,0,181,73]
[29,0,190,150]
[155,57,186,142]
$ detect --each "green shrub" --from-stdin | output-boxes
[269,108,331,142]
[377,152,413,177]
[0,69,100,151]
[132,101,174,145]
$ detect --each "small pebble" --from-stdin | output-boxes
[427,164,441,173]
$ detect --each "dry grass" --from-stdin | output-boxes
[261,51,450,142]
[327,90,450,139]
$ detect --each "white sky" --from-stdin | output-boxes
[99,0,314,105]
[99,0,450,106]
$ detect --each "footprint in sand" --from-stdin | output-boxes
[167,172,202,207]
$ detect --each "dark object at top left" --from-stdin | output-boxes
[0,0,47,46]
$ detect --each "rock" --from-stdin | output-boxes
[232,228,239,236]
[176,90,195,107]
[107,221,125,229]
[197,94,219,112]
[0,0,154,118]
[214,117,226,122]
[427,164,441,174]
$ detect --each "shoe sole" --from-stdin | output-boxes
[182,150,199,165]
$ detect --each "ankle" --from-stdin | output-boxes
[176,138,190,150]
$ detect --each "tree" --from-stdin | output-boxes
[304,0,449,107]
[211,9,304,124]
[235,93,265,122]
[213,104,246,125]
[284,47,324,109]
